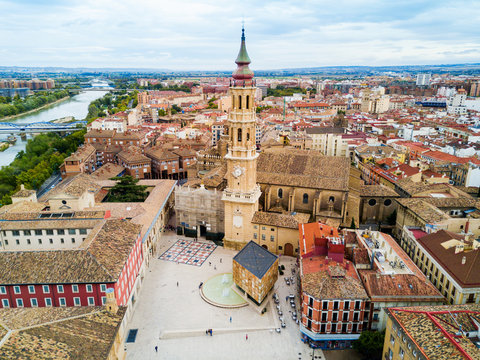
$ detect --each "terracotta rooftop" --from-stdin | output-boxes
[145,147,178,161]
[118,146,150,164]
[361,184,400,197]
[113,131,144,140]
[0,219,141,284]
[301,258,368,300]
[359,270,443,301]
[63,143,96,162]
[298,222,340,256]
[84,129,115,138]
[388,304,480,360]
[90,179,176,242]
[0,306,126,359]
[41,173,102,201]
[90,163,125,180]
[257,148,349,191]
[11,185,36,198]
[252,211,310,229]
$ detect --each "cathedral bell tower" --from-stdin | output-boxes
[222,27,261,250]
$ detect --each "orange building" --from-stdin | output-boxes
[299,222,369,350]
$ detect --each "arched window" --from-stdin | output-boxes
[238,95,242,109]
[278,188,283,199]
[246,95,250,109]
[384,199,392,206]
[246,130,250,141]
[237,128,242,142]
[232,95,236,109]
[329,196,335,203]
[303,193,309,204]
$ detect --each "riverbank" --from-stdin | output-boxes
[0,95,71,122]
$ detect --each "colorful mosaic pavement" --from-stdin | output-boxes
[159,239,217,266]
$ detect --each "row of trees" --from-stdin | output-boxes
[266,86,315,97]
[112,79,196,92]
[0,130,86,206]
[0,90,70,118]
[85,91,138,123]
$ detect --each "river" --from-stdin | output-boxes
[0,90,108,168]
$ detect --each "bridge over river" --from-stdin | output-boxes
[0,121,86,134]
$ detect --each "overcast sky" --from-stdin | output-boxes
[1,0,479,70]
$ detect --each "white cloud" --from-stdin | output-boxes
[0,0,478,69]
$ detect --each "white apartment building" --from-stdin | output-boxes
[305,127,348,157]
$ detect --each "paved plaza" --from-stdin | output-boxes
[159,239,216,266]
[125,230,324,360]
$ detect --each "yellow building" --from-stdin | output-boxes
[251,211,310,256]
[232,240,278,305]
[222,28,261,251]
[400,228,480,305]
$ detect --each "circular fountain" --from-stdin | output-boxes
[200,273,248,308]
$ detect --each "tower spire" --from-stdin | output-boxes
[233,26,254,84]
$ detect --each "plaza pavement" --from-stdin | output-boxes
[125,230,325,360]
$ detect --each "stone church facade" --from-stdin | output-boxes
[175,30,351,255]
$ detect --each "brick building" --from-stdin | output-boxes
[60,143,97,179]
[146,147,182,179]
[117,146,152,179]
[299,222,369,350]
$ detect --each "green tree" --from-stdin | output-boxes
[353,330,385,360]
[106,176,148,202]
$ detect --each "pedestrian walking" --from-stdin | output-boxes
[155,345,158,352]
[246,333,248,340]
[206,330,208,335]
[229,316,232,323]
[177,281,179,287]
[209,262,211,266]
[220,258,222,263]
[214,265,217,270]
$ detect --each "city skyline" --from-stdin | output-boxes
[1,0,480,70]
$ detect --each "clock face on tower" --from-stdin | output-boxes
[232,165,244,178]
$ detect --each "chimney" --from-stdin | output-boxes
[465,218,470,234]
[20,184,25,190]
[105,288,118,313]
[462,256,466,265]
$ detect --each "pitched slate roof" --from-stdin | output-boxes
[233,241,278,279]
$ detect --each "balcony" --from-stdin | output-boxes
[222,186,261,204]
